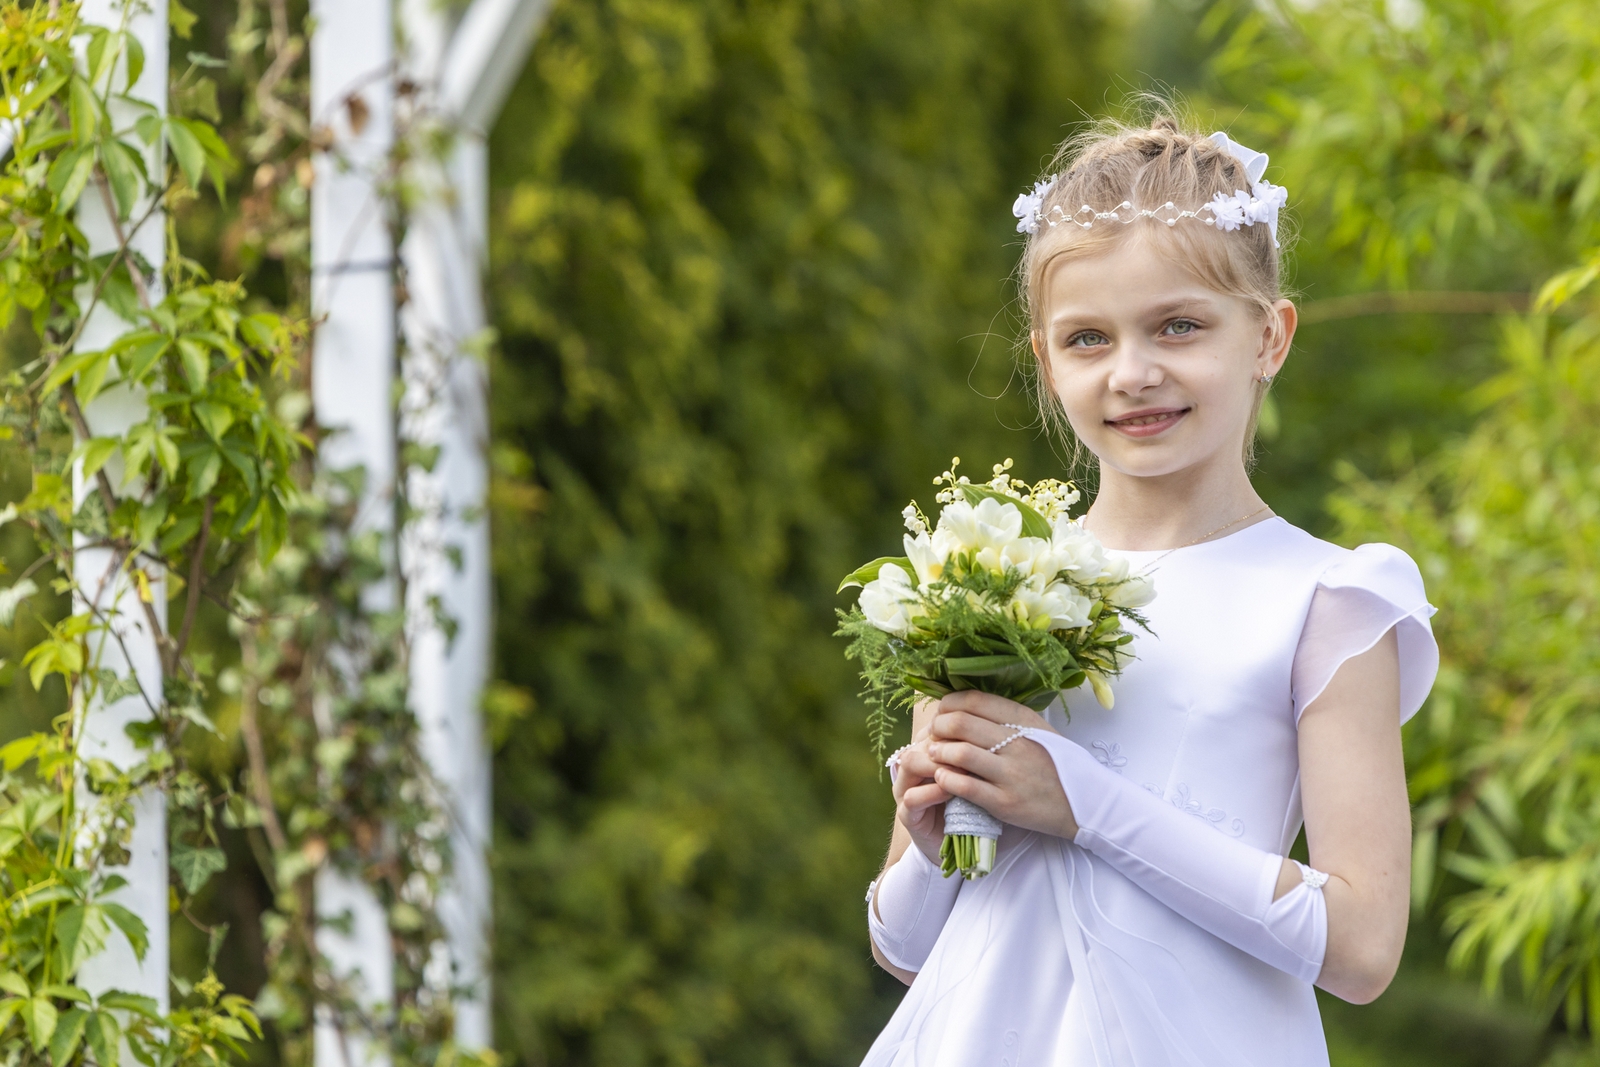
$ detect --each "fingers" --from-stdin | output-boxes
[936,691,1054,732]
[935,764,1005,812]
[929,709,1015,749]
[927,739,1003,781]
[899,781,950,813]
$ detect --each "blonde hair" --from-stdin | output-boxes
[1018,113,1293,465]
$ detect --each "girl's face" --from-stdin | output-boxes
[1034,232,1294,483]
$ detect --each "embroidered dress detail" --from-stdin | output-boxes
[1302,866,1330,890]
[1169,782,1246,837]
[1091,740,1127,770]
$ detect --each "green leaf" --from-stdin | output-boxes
[943,654,1025,675]
[93,992,158,1020]
[123,33,145,90]
[49,1006,88,1064]
[170,843,228,895]
[69,74,100,143]
[837,557,916,594]
[115,335,169,384]
[177,337,209,391]
[35,985,90,1004]
[958,484,1053,540]
[166,118,205,191]
[85,1009,122,1067]
[0,997,21,1034]
[100,903,149,962]
[80,437,120,480]
[170,0,198,38]
[42,349,105,396]
[75,350,114,404]
[0,578,38,627]
[193,402,234,441]
[187,449,222,499]
[0,971,29,997]
[99,139,146,220]
[24,996,57,1053]
[53,904,110,978]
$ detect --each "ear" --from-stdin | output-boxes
[1258,299,1297,379]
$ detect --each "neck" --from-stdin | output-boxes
[1084,453,1269,551]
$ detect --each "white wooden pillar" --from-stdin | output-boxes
[397,0,546,1049]
[73,0,169,1011]
[310,0,397,1062]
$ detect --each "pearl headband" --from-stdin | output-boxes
[1012,132,1287,247]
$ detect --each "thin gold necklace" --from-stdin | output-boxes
[1090,504,1274,573]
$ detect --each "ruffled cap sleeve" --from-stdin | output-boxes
[1291,543,1439,724]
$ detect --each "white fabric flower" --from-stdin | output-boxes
[1206,132,1286,246]
[860,563,920,635]
[1012,178,1053,235]
[938,497,1023,552]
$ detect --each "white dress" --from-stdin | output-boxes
[861,517,1439,1067]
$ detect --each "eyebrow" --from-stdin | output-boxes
[1049,294,1221,327]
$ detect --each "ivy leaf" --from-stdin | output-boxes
[23,995,57,1052]
[53,904,110,977]
[122,32,145,90]
[115,333,169,384]
[187,448,222,499]
[100,139,147,220]
[78,437,120,480]
[166,118,206,192]
[193,402,234,441]
[100,903,149,962]
[49,1006,88,1065]
[46,145,95,210]
[94,992,159,1020]
[85,1009,122,1067]
[68,74,100,143]
[177,336,209,391]
[0,578,38,627]
[170,843,227,895]
[169,0,197,38]
[41,348,105,396]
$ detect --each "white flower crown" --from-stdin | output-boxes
[1012,132,1287,247]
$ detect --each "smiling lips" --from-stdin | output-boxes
[1106,407,1190,438]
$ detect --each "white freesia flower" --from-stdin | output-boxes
[1110,571,1157,609]
[860,563,920,636]
[1051,517,1108,582]
[939,496,1023,552]
[904,529,960,584]
[1011,576,1093,631]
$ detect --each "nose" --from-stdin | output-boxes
[1105,338,1164,395]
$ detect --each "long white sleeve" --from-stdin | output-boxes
[1025,729,1328,983]
[867,843,962,972]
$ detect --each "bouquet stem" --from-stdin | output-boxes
[941,795,1002,879]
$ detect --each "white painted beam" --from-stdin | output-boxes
[73,0,169,1013]
[396,0,546,1048]
[310,0,397,1061]
[441,0,551,134]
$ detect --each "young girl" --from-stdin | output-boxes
[860,117,1438,1066]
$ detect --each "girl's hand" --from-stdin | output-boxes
[892,710,952,865]
[929,691,1079,839]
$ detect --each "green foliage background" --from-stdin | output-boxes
[481,1,1600,1065]
[4,0,1593,1063]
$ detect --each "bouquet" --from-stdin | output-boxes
[837,459,1154,878]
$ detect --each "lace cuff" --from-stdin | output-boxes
[1292,543,1439,724]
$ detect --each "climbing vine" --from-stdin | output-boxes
[0,1,484,1065]
[0,1,290,1062]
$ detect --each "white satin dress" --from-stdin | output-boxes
[861,517,1439,1067]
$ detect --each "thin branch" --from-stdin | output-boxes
[171,497,213,664]
[1298,290,1532,325]
[237,640,289,856]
